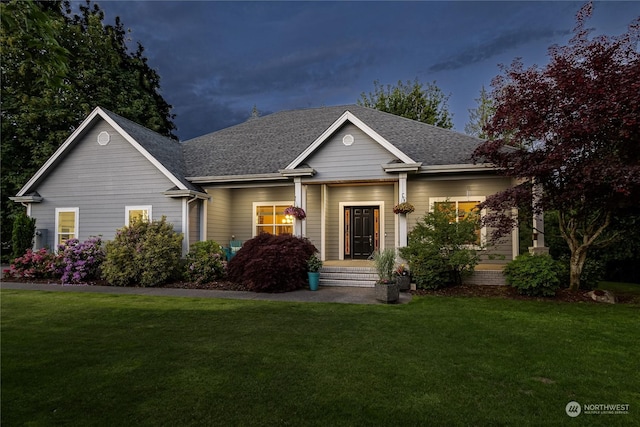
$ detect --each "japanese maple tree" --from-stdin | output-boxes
[473,3,640,291]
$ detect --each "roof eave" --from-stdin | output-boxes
[382,162,423,173]
[9,195,43,203]
[417,163,498,174]
[279,167,316,177]
[163,189,210,199]
[186,173,288,184]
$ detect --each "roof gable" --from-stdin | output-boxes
[17,107,198,196]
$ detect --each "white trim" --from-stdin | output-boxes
[251,201,295,237]
[125,205,152,226]
[54,207,79,249]
[320,184,327,261]
[511,207,519,260]
[201,199,208,241]
[182,198,189,255]
[338,201,385,260]
[17,107,187,197]
[428,196,487,246]
[286,110,415,169]
[417,163,497,174]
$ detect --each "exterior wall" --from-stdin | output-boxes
[205,185,295,246]
[188,201,201,245]
[303,123,397,182]
[206,187,232,246]
[304,184,322,251]
[407,176,515,263]
[325,184,395,260]
[28,120,183,249]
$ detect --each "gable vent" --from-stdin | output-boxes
[97,131,110,146]
[342,134,354,146]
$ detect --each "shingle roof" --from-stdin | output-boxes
[101,108,204,192]
[182,105,483,178]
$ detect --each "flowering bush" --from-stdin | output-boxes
[284,205,306,220]
[393,202,415,215]
[4,248,58,279]
[102,217,182,287]
[185,240,226,284]
[57,237,105,284]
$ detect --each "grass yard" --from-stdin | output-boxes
[2,290,639,426]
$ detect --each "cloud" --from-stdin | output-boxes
[428,27,572,73]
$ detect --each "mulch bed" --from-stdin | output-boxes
[4,277,637,304]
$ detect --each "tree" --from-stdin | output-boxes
[472,2,640,291]
[358,78,453,128]
[465,86,495,139]
[1,0,177,260]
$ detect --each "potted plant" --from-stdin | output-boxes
[373,249,399,303]
[284,205,306,220]
[307,253,323,291]
[394,263,411,291]
[393,202,415,215]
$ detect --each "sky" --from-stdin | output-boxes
[81,1,639,141]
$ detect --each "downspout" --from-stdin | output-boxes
[183,195,198,255]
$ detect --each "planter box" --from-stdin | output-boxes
[375,281,399,303]
[396,275,411,291]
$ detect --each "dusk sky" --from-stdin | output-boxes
[82,1,639,141]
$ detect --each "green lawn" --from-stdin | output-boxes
[2,290,638,426]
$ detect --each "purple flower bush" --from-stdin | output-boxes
[57,237,105,284]
[185,240,227,284]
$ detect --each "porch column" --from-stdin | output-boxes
[398,173,408,248]
[294,178,303,237]
[529,180,549,255]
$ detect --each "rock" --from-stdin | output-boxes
[587,289,618,304]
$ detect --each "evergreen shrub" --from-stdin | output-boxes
[185,240,226,284]
[504,253,562,297]
[227,234,317,293]
[102,217,182,287]
[12,212,36,260]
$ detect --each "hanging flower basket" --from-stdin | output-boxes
[284,205,306,220]
[393,202,415,215]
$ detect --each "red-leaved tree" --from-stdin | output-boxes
[473,2,640,291]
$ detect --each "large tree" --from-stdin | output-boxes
[473,2,640,291]
[358,79,453,128]
[1,0,176,259]
[464,85,494,139]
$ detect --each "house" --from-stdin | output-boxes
[12,105,517,285]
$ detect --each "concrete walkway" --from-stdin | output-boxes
[0,281,412,305]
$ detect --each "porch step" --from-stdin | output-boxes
[320,266,378,288]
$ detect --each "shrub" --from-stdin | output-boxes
[102,217,183,287]
[227,234,317,293]
[57,237,105,284]
[185,240,226,284]
[4,248,59,280]
[373,249,396,282]
[399,203,479,289]
[504,254,562,297]
[558,255,604,290]
[12,212,36,260]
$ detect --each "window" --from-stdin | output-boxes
[253,202,294,236]
[55,208,79,246]
[430,197,485,246]
[126,206,151,226]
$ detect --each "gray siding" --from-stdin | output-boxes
[206,188,232,246]
[206,186,295,246]
[188,201,201,245]
[304,123,398,182]
[326,184,395,260]
[29,120,183,249]
[304,184,322,251]
[407,176,514,263]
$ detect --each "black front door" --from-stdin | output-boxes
[348,206,376,259]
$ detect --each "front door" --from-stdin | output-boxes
[345,206,379,259]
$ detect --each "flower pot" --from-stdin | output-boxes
[396,275,411,291]
[375,281,399,303]
[308,271,320,291]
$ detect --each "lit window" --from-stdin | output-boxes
[126,206,151,226]
[55,208,79,246]
[431,197,485,245]
[254,203,294,236]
